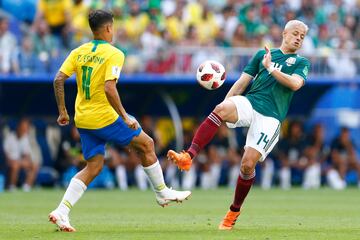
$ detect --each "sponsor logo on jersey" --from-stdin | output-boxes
[286,57,296,66]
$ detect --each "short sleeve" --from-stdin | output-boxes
[105,51,125,82]
[293,58,310,82]
[243,50,265,77]
[59,50,76,77]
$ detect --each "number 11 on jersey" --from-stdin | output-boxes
[81,66,93,100]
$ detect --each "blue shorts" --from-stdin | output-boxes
[78,117,142,160]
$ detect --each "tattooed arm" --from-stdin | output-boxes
[54,71,70,126]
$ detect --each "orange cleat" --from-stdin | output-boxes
[218,210,241,230]
[167,150,192,171]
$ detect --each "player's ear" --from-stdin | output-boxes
[105,23,112,33]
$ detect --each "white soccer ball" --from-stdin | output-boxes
[196,60,226,90]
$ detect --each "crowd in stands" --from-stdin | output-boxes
[1,116,359,192]
[0,0,359,76]
[0,0,360,192]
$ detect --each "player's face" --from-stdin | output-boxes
[283,25,307,52]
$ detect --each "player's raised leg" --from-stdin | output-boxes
[218,147,260,230]
[49,155,104,232]
[130,131,191,206]
[167,99,238,171]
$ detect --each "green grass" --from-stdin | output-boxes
[0,188,359,240]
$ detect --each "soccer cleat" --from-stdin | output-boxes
[218,210,241,230]
[48,210,76,232]
[167,150,192,171]
[155,187,191,207]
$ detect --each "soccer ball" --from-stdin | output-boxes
[196,60,226,90]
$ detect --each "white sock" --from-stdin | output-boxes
[115,165,128,191]
[142,161,166,192]
[57,178,87,216]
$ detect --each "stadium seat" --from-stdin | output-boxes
[32,119,59,186]
[32,119,53,167]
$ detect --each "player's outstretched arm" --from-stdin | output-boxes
[268,69,304,91]
[104,80,138,130]
[225,73,253,99]
[262,46,304,91]
[53,71,70,126]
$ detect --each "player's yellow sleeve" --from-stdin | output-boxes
[59,50,76,77]
[105,51,125,82]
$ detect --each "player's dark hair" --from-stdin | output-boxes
[88,10,113,32]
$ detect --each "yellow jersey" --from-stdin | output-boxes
[60,40,125,129]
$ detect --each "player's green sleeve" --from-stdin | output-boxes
[293,58,311,82]
[243,50,265,77]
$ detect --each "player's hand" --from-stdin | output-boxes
[57,111,70,126]
[262,46,272,69]
[125,117,139,130]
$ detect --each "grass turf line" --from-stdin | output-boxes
[0,188,359,240]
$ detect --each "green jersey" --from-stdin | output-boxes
[243,49,310,122]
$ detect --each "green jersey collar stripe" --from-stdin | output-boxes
[91,39,108,44]
[91,40,108,52]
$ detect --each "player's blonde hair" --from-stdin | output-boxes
[284,20,309,33]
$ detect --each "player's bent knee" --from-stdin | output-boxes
[213,100,236,121]
[240,163,255,175]
[240,158,257,175]
[213,102,227,119]
[141,136,155,153]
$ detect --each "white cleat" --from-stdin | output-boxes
[48,210,76,232]
[155,187,191,207]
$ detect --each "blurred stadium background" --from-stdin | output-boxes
[0,0,360,194]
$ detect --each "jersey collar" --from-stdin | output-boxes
[91,40,109,44]
[91,40,108,52]
[278,48,297,56]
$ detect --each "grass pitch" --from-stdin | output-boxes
[0,188,359,240]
